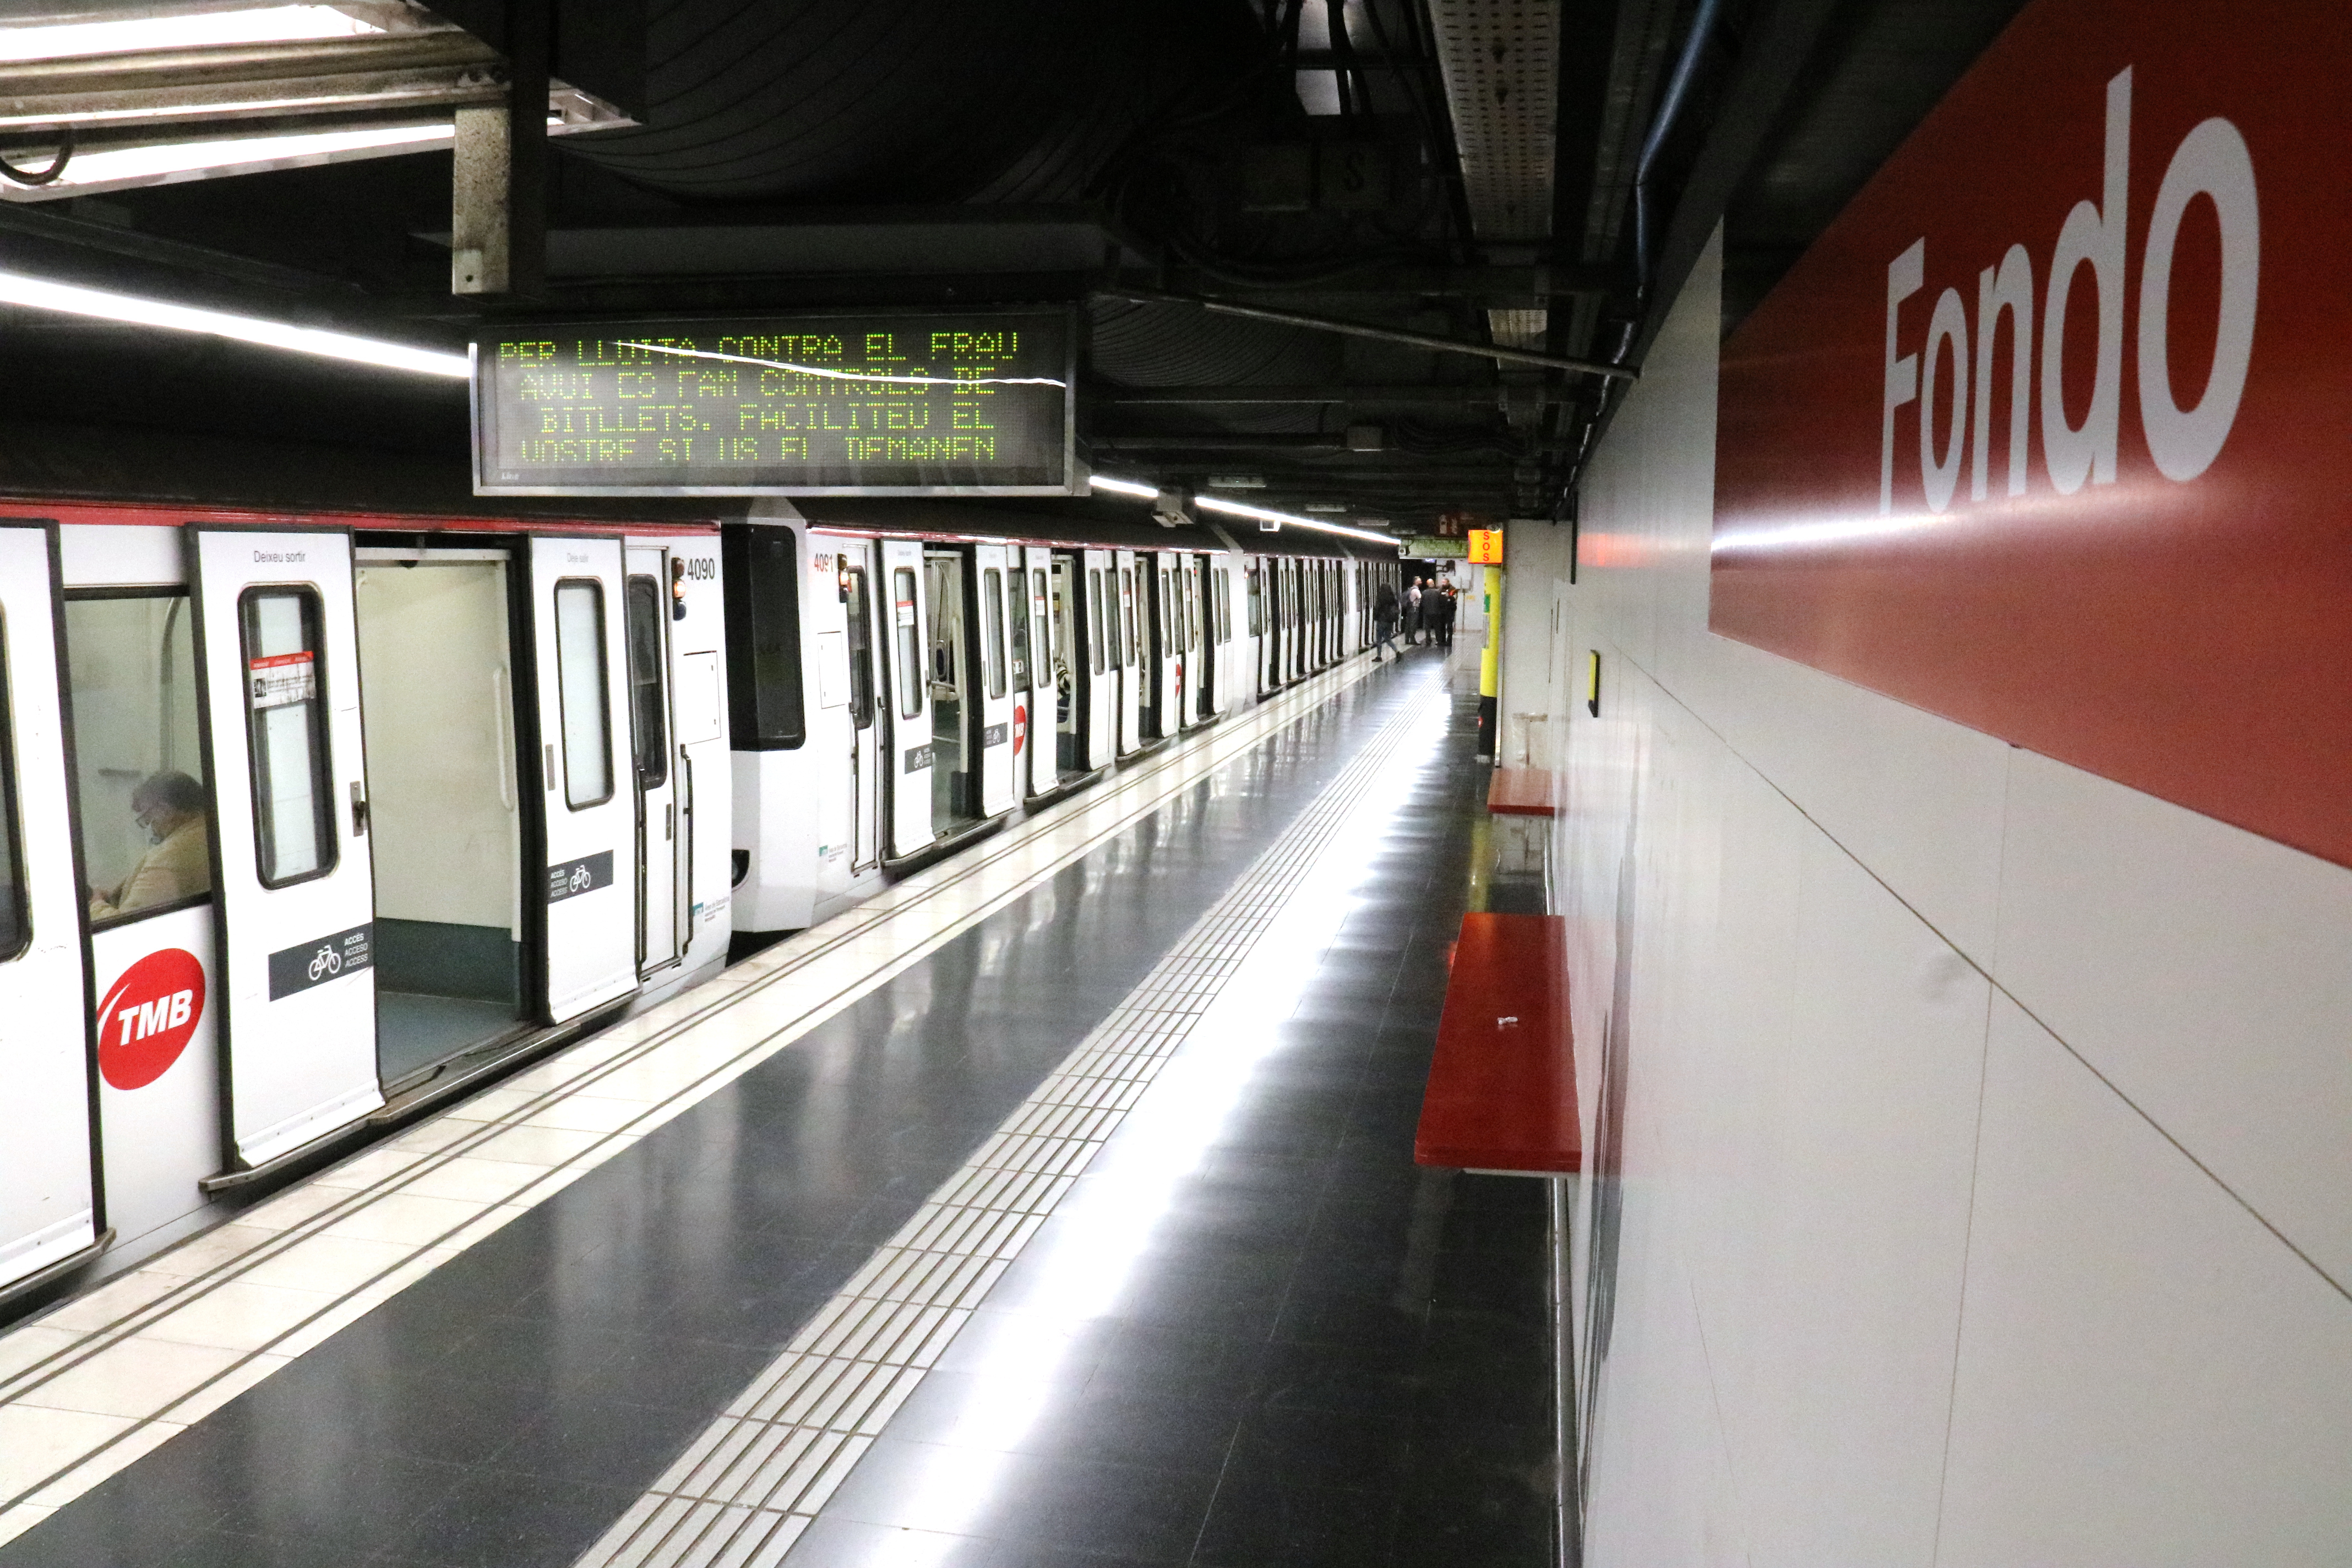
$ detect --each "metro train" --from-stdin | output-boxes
[0,491,1397,1304]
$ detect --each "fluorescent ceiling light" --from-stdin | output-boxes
[3,121,455,201]
[1194,493,1394,545]
[1088,475,1157,498]
[0,268,467,378]
[0,4,382,63]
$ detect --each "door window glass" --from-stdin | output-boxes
[1088,570,1106,673]
[845,566,874,729]
[625,576,668,789]
[1006,567,1031,690]
[894,566,922,719]
[1247,567,1261,635]
[982,568,1009,698]
[1119,569,1135,666]
[240,586,335,885]
[1158,573,1173,656]
[553,580,613,809]
[66,594,209,928]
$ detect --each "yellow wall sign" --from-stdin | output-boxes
[1467,528,1505,565]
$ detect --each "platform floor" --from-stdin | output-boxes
[0,638,1553,1568]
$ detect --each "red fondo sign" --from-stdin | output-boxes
[96,948,206,1091]
[1712,0,2352,867]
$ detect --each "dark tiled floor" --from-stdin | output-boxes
[788,649,1557,1567]
[3,650,1553,1568]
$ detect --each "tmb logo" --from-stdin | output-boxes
[95,948,206,1091]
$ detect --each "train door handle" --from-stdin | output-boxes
[545,743,556,790]
[349,781,369,836]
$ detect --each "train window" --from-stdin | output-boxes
[894,567,922,720]
[65,592,209,929]
[981,568,1008,699]
[720,527,807,750]
[1246,567,1262,636]
[552,580,614,811]
[1087,570,1106,674]
[1119,569,1135,666]
[240,586,337,884]
[843,566,874,729]
[1005,567,1031,692]
[625,576,669,790]
[1183,568,1199,652]
[1158,572,1173,657]
[1216,570,1231,643]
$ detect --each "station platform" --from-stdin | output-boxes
[0,637,1554,1568]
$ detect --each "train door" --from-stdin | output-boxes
[1177,557,1202,729]
[624,548,681,978]
[1149,554,1179,738]
[1080,548,1115,769]
[0,521,102,1293]
[190,525,382,1170]
[923,547,981,831]
[1019,548,1050,798]
[879,539,932,857]
[1114,549,1141,754]
[842,546,881,873]
[1207,557,1233,716]
[353,545,525,1091]
[972,543,1016,816]
[1048,551,1080,778]
[526,536,638,1023]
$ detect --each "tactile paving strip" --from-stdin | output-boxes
[571,680,1451,1568]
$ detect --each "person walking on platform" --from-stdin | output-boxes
[1404,580,1423,645]
[1373,580,1401,660]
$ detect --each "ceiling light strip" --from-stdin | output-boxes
[1092,472,1396,547]
[0,268,467,377]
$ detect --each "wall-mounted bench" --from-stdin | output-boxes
[1486,767,1559,816]
[1414,912,1581,1174]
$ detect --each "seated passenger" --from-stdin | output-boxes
[90,771,209,920]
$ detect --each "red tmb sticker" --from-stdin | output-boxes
[95,948,206,1090]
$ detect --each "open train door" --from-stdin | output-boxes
[1082,549,1116,769]
[0,521,104,1293]
[879,538,933,857]
[527,536,638,1023]
[971,543,1017,816]
[1114,549,1142,753]
[192,526,382,1170]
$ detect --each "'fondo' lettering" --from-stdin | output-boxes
[1879,67,2260,515]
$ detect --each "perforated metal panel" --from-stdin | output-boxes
[1429,0,1561,242]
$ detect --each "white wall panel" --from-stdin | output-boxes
[1937,995,2352,1566]
[1995,748,2352,1291]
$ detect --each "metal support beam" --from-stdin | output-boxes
[454,0,549,296]
[1096,286,1638,381]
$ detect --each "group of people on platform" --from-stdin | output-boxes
[1372,575,1459,661]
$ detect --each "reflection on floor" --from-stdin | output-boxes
[376,991,521,1085]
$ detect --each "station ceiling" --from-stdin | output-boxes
[0,0,2030,531]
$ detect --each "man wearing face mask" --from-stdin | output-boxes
[90,771,210,921]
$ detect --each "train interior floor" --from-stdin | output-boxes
[0,633,1557,1568]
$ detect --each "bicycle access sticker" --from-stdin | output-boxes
[268,922,375,1000]
[546,850,615,903]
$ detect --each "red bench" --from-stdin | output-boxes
[1486,767,1559,816]
[1414,912,1581,1174]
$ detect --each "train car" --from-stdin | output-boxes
[0,499,730,1301]
[0,485,1395,1302]
[725,500,1397,945]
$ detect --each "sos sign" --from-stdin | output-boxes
[95,948,206,1091]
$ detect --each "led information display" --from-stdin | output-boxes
[472,309,1075,496]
